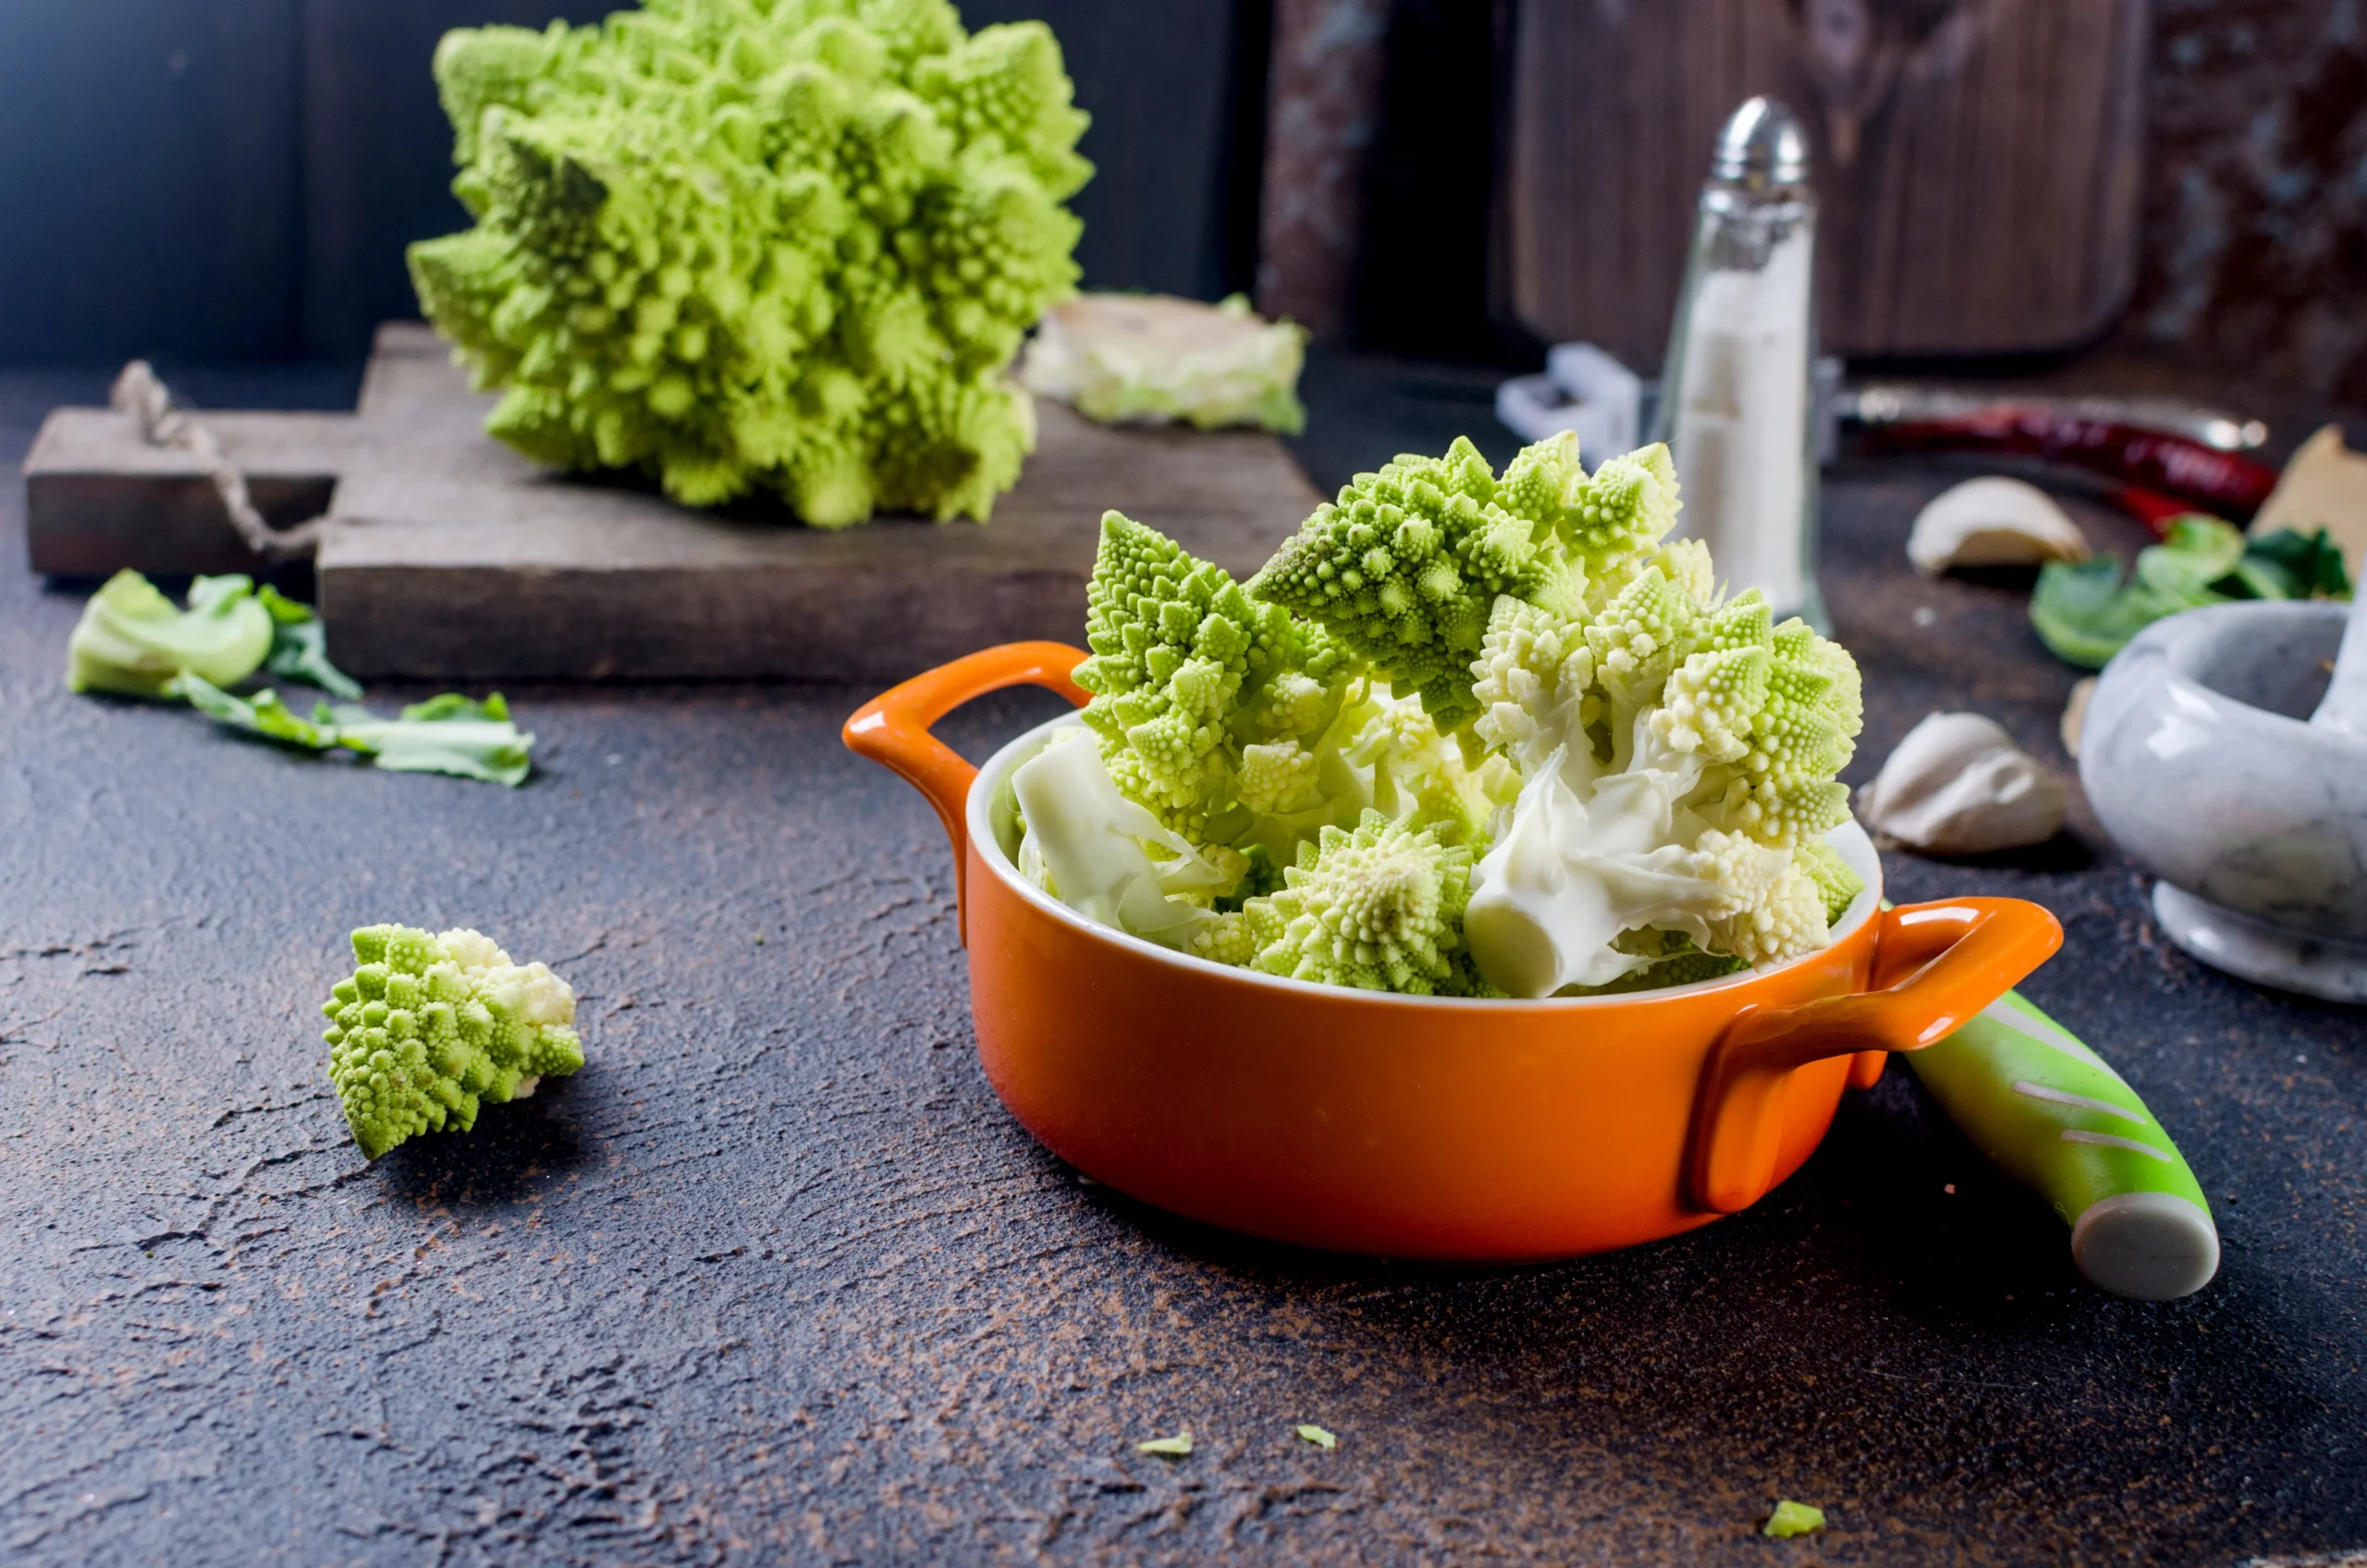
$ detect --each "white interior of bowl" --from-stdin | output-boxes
[964,714,1883,1009]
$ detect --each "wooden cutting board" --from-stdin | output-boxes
[22,324,1324,683]
[1501,0,2149,365]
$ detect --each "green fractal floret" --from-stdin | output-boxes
[1245,432,1681,732]
[1797,839,1867,926]
[410,0,1089,524]
[323,925,586,1159]
[1463,539,1868,995]
[1012,437,1870,1000]
[1075,509,1353,850]
[1206,810,1475,994]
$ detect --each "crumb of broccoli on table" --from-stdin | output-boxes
[1763,1500,1826,1538]
[324,925,586,1158]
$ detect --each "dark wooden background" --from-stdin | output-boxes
[0,0,2361,403]
[0,0,1271,362]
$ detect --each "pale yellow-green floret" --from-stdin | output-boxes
[1245,810,1474,995]
[323,925,586,1159]
[1461,512,1866,993]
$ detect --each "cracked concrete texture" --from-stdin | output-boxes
[1,367,2362,1566]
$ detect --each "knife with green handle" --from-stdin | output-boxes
[1904,989,2219,1301]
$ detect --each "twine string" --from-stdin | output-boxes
[109,361,326,560]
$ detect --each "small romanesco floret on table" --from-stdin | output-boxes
[324,925,586,1158]
[410,0,1090,525]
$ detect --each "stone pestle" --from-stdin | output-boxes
[2309,581,2367,738]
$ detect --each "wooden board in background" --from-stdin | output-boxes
[1502,0,2149,365]
[23,325,1324,684]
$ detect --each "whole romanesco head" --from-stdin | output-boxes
[409,0,1089,525]
[324,925,586,1159]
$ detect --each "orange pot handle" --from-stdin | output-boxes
[1685,897,2064,1215]
[843,643,1091,942]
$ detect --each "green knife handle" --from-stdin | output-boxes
[1903,991,2218,1301]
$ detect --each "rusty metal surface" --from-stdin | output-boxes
[3,363,2364,1565]
[2137,0,2367,408]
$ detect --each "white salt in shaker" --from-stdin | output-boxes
[1650,98,1824,629]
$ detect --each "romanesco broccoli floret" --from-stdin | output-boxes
[1011,440,1864,999]
[1460,536,1865,996]
[1076,509,1352,849]
[1070,512,1509,876]
[409,0,1089,525]
[1245,432,1680,732]
[1239,810,1474,994]
[324,925,586,1158]
[1009,728,1241,950]
[1797,838,1867,926]
[1563,927,1748,996]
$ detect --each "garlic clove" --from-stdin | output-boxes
[1906,477,2091,579]
[1862,711,2067,854]
[2061,677,2096,758]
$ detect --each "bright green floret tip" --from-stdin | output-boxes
[1245,432,1681,733]
[410,0,1091,525]
[324,925,586,1159]
[1763,1500,1826,1538]
[1245,811,1476,995]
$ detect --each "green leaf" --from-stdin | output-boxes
[66,570,275,696]
[1134,1430,1194,1457]
[255,586,363,698]
[1294,1424,1337,1450]
[331,694,535,787]
[171,675,533,786]
[2030,557,2159,668]
[1763,1500,1825,1538]
[173,672,337,746]
[2133,517,2246,601]
[2229,526,2353,602]
[2031,517,2356,671]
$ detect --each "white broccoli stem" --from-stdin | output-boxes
[1465,729,1723,998]
[1010,734,1217,949]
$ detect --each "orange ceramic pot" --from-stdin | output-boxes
[846,643,2063,1263]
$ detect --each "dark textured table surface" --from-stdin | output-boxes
[2,357,2362,1567]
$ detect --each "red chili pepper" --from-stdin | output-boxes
[1859,410,2280,520]
[2112,484,2213,536]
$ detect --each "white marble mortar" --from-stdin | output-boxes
[2081,599,2367,1003]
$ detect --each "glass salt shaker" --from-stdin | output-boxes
[1649,97,1824,631]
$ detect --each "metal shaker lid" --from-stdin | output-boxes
[1710,96,1809,191]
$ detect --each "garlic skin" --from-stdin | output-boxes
[1907,477,2091,578]
[1861,712,2067,854]
[2060,677,2097,759]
